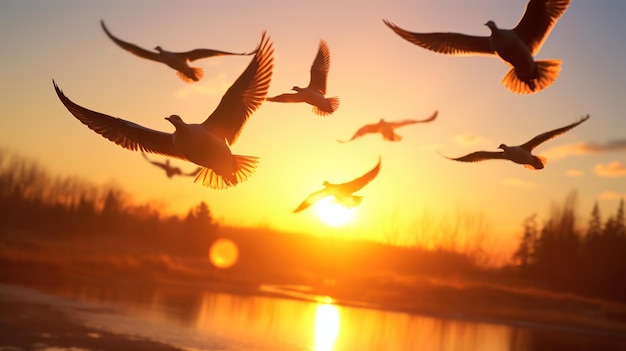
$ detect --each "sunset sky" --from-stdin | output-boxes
[2,1,625,256]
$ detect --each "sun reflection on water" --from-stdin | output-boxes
[314,302,340,351]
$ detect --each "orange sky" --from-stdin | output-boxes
[2,1,626,258]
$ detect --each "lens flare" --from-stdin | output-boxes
[208,238,239,269]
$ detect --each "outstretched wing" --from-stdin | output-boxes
[202,31,274,145]
[100,20,161,62]
[341,156,382,193]
[383,19,494,56]
[293,188,329,213]
[337,123,380,143]
[308,40,331,94]
[439,150,505,163]
[181,48,254,62]
[266,93,302,103]
[521,114,590,151]
[513,0,572,54]
[389,110,439,128]
[53,80,182,158]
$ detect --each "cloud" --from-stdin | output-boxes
[566,169,584,177]
[453,134,489,146]
[542,140,626,160]
[502,178,537,188]
[595,161,626,178]
[599,191,626,200]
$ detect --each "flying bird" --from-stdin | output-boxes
[293,156,381,213]
[383,0,571,94]
[54,31,274,189]
[142,152,201,178]
[266,40,339,116]
[338,110,438,143]
[439,114,589,170]
[101,20,255,83]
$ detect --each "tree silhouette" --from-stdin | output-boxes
[513,192,626,301]
[513,214,538,273]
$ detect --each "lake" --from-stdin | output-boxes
[3,282,625,351]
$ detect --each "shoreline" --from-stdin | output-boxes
[0,284,186,351]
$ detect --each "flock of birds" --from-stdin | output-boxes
[54,0,588,213]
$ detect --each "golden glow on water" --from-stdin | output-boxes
[49,284,539,350]
[208,238,239,269]
[314,197,355,227]
[314,303,340,351]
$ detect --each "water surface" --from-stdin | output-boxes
[6,282,625,351]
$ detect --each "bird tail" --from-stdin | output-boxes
[501,60,561,94]
[340,195,363,208]
[313,97,340,116]
[383,132,402,142]
[523,155,547,170]
[176,66,204,83]
[194,155,259,189]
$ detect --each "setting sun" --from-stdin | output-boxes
[209,238,239,269]
[313,198,356,226]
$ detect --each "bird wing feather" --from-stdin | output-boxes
[520,114,589,151]
[389,110,439,127]
[181,48,251,62]
[308,40,331,94]
[53,80,182,159]
[383,20,494,56]
[293,188,329,213]
[266,93,302,103]
[202,31,273,145]
[441,150,505,163]
[100,20,161,62]
[513,0,571,55]
[338,123,381,143]
[341,156,382,193]
[184,167,203,176]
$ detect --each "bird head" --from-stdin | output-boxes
[498,143,507,150]
[165,115,185,128]
[484,21,497,31]
[292,86,301,92]
[154,46,163,52]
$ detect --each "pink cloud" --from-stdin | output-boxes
[599,191,626,200]
[542,140,626,160]
[595,161,626,178]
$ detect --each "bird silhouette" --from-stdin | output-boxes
[267,40,339,116]
[141,152,201,178]
[293,156,381,213]
[54,31,273,189]
[338,110,438,143]
[101,20,255,83]
[383,0,571,94]
[439,115,589,170]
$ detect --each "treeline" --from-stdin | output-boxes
[513,191,626,301]
[0,149,218,256]
[0,149,484,279]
